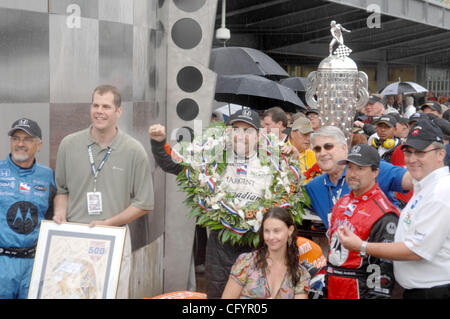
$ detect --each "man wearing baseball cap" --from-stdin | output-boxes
[337,120,450,299]
[287,117,316,181]
[353,94,394,138]
[324,144,399,299]
[0,118,56,298]
[369,114,402,163]
[149,109,276,298]
[421,101,443,118]
[228,109,261,158]
[306,108,321,131]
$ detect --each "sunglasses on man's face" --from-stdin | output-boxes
[313,143,335,153]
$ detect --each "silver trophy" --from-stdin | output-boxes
[306,21,369,143]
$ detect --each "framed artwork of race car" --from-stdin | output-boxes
[28,221,126,299]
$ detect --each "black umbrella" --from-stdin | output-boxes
[279,77,307,92]
[215,74,306,113]
[210,46,289,81]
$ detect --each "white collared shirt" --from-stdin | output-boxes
[394,166,450,289]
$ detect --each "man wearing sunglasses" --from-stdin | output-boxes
[0,118,56,298]
[305,126,413,229]
[338,120,450,299]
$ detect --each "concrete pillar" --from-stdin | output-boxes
[376,61,388,92]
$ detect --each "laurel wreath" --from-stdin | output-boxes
[174,123,309,247]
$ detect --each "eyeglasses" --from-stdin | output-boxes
[11,136,36,144]
[313,143,335,153]
[402,148,440,158]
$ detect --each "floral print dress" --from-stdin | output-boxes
[229,252,310,299]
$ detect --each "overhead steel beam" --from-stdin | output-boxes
[217,0,292,20]
[263,14,374,50]
[352,29,450,56]
[390,44,450,62]
[325,0,450,30]
[270,8,361,32]
[244,2,336,28]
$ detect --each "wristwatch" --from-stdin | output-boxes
[359,240,368,257]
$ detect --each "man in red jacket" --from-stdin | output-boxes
[326,144,399,299]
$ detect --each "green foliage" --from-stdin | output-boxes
[176,123,308,246]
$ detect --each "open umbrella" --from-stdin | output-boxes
[215,103,246,117]
[380,81,428,96]
[210,46,289,80]
[215,74,306,113]
[279,77,307,92]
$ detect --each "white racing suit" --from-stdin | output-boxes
[150,139,273,298]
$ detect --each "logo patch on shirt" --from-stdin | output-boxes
[409,195,423,210]
[7,201,38,234]
[344,203,357,217]
[403,212,412,225]
[0,181,15,189]
[386,222,397,235]
[236,164,247,175]
[19,182,31,192]
[0,169,10,177]
[34,185,48,192]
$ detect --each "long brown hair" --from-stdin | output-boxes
[255,207,300,287]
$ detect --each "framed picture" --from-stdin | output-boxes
[28,220,126,299]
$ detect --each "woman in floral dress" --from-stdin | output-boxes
[222,207,310,299]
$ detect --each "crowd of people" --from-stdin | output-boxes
[149,91,449,299]
[1,84,449,299]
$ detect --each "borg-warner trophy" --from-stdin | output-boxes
[306,21,369,143]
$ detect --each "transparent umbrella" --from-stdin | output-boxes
[380,81,428,96]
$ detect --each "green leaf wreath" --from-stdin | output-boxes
[174,123,309,247]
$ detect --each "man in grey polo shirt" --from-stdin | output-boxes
[53,84,154,299]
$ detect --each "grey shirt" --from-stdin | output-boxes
[55,127,154,224]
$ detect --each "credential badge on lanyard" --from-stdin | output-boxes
[326,177,345,226]
[86,144,112,215]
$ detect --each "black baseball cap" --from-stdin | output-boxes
[408,112,426,124]
[375,114,397,127]
[8,118,42,139]
[401,119,444,151]
[443,109,450,121]
[391,112,408,124]
[368,94,383,104]
[228,109,260,130]
[338,144,380,167]
[420,101,442,114]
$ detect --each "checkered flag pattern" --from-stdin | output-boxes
[334,44,352,58]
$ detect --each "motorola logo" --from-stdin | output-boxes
[6,201,38,235]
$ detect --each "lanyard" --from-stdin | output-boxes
[88,144,112,192]
[326,177,345,206]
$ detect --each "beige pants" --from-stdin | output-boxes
[115,226,131,299]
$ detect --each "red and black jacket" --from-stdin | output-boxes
[326,183,399,299]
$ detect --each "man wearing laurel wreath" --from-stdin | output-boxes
[149,109,303,298]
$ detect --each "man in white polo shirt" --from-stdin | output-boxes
[337,119,450,299]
